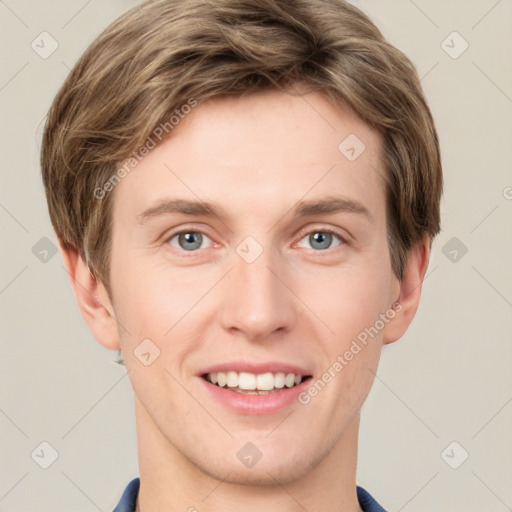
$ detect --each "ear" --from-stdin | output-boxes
[383,236,431,345]
[59,242,120,351]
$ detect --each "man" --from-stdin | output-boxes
[40,1,443,510]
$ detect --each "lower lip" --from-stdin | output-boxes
[199,377,312,415]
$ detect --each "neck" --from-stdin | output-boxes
[134,396,363,512]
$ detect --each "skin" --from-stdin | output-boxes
[62,89,430,512]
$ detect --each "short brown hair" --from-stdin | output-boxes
[41,0,443,293]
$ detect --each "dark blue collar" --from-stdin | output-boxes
[113,478,387,511]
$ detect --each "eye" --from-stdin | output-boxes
[167,231,213,252]
[297,229,345,251]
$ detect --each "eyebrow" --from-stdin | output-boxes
[137,196,374,225]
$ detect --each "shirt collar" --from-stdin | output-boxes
[112,478,387,511]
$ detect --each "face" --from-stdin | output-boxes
[106,90,401,484]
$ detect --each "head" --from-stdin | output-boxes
[41,0,442,486]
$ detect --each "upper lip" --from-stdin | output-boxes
[198,361,312,377]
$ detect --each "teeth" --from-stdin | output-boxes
[284,373,295,388]
[217,372,227,387]
[226,371,238,388]
[239,372,256,390]
[205,371,305,391]
[256,372,274,391]
[274,372,285,389]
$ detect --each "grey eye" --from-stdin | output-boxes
[169,232,208,251]
[300,231,342,251]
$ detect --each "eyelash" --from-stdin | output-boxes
[164,227,348,255]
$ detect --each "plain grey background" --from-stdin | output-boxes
[1,0,511,510]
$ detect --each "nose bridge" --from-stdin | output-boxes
[219,238,294,340]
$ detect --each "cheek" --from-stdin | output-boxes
[109,258,167,337]
[110,258,217,344]
[299,262,390,339]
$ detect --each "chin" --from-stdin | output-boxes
[194,449,317,487]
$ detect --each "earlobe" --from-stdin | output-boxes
[59,242,121,351]
[383,236,431,345]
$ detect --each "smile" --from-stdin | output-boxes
[203,371,311,395]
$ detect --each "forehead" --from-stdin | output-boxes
[112,89,386,227]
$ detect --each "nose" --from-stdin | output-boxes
[218,244,297,343]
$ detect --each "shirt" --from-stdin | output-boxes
[113,477,387,511]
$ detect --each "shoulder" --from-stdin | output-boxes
[357,485,387,512]
[112,477,140,512]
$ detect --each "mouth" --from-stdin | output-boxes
[201,371,313,395]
